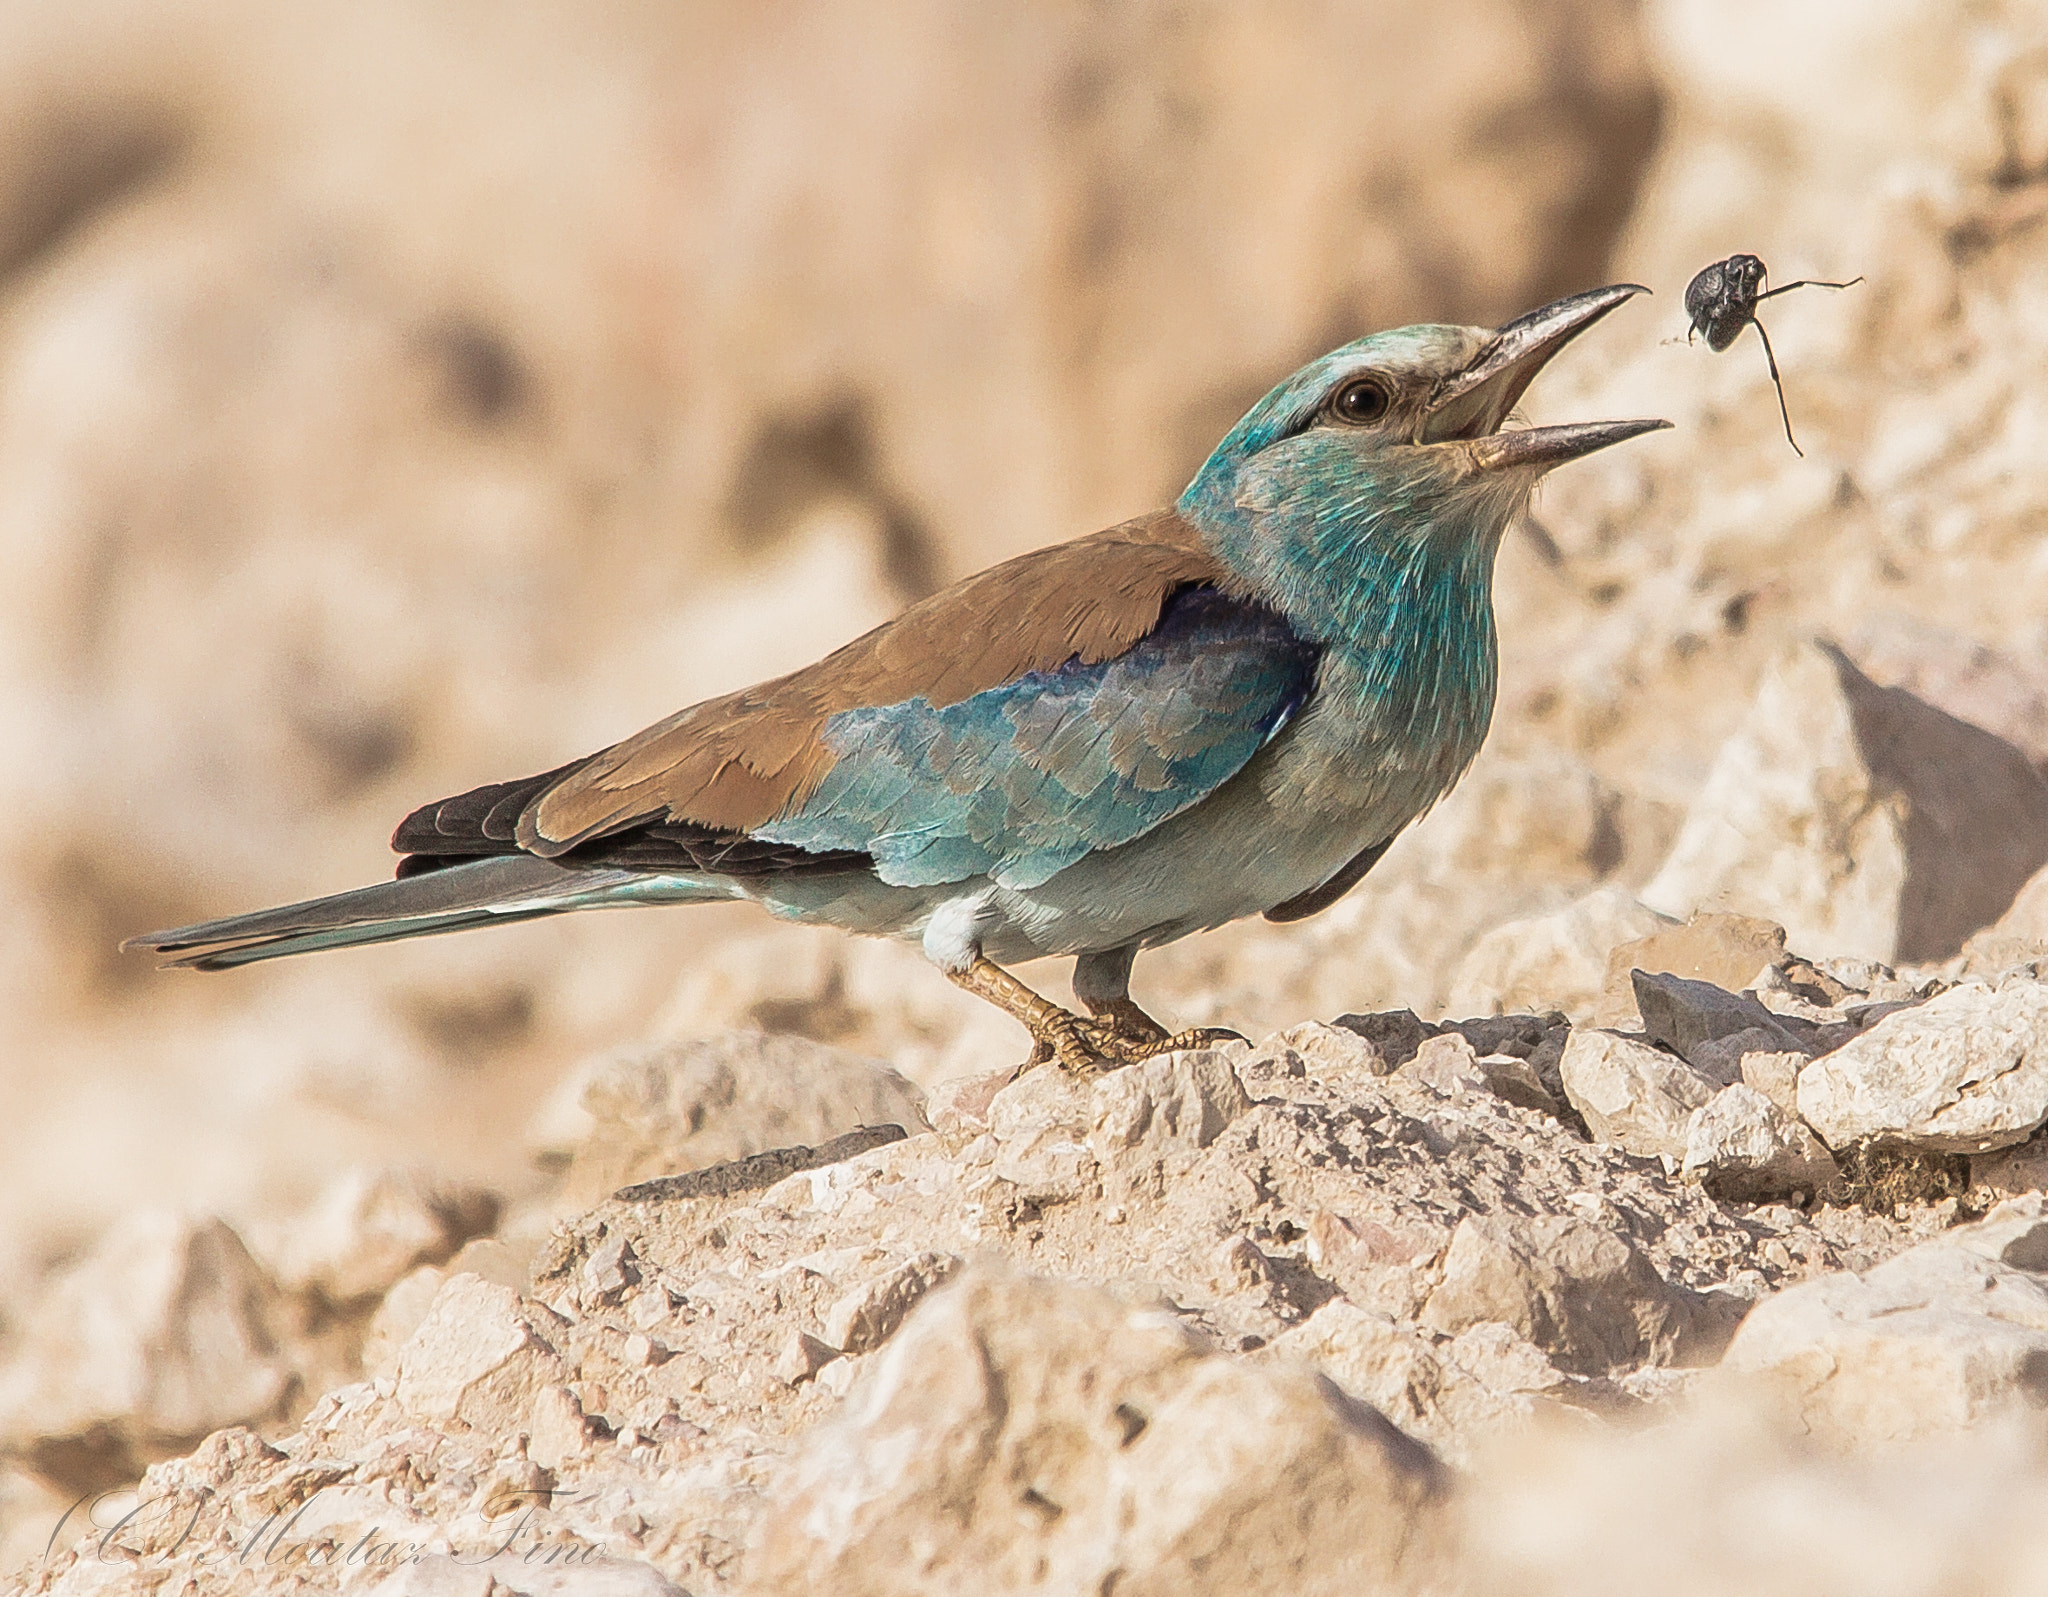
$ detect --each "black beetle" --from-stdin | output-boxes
[1684,253,1862,456]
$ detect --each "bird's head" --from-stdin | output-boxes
[1180,285,1667,611]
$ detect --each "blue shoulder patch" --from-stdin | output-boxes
[756,587,1318,889]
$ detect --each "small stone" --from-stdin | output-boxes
[525,1384,598,1471]
[1739,1051,1809,1117]
[1559,1029,1720,1160]
[924,1061,1023,1138]
[824,1252,963,1355]
[581,1231,640,1303]
[1260,1020,1389,1076]
[1330,1009,1436,1068]
[1797,979,2048,1153]
[1087,1046,1253,1164]
[1400,1033,1554,1112]
[1419,1213,1705,1375]
[1681,1084,1839,1202]
[1216,1235,1276,1294]
[1630,970,1806,1062]
[1686,1025,1796,1084]
[776,1329,841,1387]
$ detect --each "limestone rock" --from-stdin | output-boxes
[749,1268,1448,1596]
[1681,1084,1839,1202]
[1399,1033,1556,1113]
[1418,1214,1706,1375]
[1450,888,1677,1023]
[394,1273,568,1433]
[1630,970,1806,1065]
[1259,1020,1394,1078]
[1963,859,2048,974]
[923,1061,1021,1138]
[1724,1198,2048,1444]
[1738,1050,1809,1118]
[1641,642,2048,965]
[559,1030,926,1206]
[1273,1302,1568,1466]
[1796,980,2048,1153]
[824,1252,964,1355]
[271,1167,500,1302]
[1593,912,1789,1028]
[1087,1047,1253,1164]
[0,1212,296,1492]
[1558,1029,1719,1160]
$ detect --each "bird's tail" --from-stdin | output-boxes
[123,856,723,970]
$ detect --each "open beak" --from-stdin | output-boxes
[1423,283,1670,470]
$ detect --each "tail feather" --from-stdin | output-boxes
[123,855,698,970]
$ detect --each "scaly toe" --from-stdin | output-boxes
[1120,1026,1247,1061]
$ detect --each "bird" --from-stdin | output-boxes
[126,284,1667,1071]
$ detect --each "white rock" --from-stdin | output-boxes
[1418,1214,1708,1375]
[824,1252,964,1355]
[1400,1033,1554,1112]
[394,1274,566,1430]
[0,1211,295,1491]
[752,1267,1446,1595]
[1724,1197,2048,1444]
[1681,1084,1838,1201]
[1087,1046,1253,1162]
[557,1030,928,1206]
[1449,888,1677,1023]
[1559,1029,1720,1160]
[1641,641,2048,964]
[1739,1050,1808,1117]
[1796,980,2048,1153]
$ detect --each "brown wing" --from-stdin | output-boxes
[515,508,1237,855]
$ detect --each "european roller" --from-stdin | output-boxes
[129,285,1666,1070]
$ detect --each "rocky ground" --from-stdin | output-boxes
[9,0,2048,1590]
[16,908,2048,1593]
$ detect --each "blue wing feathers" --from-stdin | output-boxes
[758,587,1317,889]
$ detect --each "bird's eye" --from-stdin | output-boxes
[1330,378,1391,426]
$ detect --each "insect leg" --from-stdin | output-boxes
[1755,275,1864,301]
[1749,316,1803,456]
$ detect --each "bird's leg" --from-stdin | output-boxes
[1072,945,1246,1062]
[947,957,1116,1073]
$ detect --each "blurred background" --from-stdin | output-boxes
[2,0,2046,1533]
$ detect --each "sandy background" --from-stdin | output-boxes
[2,0,2044,1445]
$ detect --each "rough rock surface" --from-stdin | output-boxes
[1723,1198,2048,1444]
[551,1031,927,1207]
[1682,1084,1840,1202]
[1559,1028,1720,1160]
[751,1267,1448,1597]
[1641,644,2048,966]
[1797,980,2048,1154]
